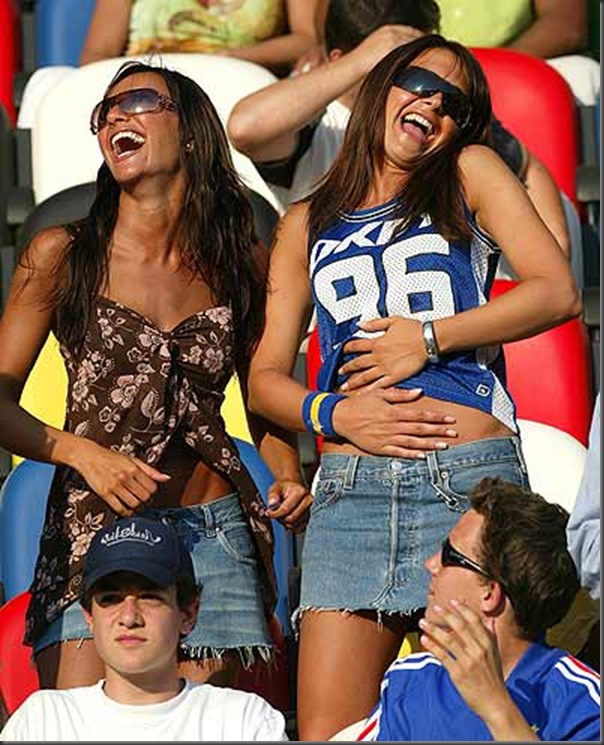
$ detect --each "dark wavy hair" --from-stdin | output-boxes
[52,61,264,377]
[308,34,493,245]
[470,478,580,640]
[325,0,440,53]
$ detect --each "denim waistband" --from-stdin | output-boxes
[319,436,527,486]
[142,492,241,530]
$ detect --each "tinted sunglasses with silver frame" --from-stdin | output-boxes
[90,87,179,135]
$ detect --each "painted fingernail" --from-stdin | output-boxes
[445,429,458,437]
[444,416,456,423]
[340,382,349,391]
[418,618,428,627]
[416,452,427,460]
[409,388,423,394]
[433,605,443,613]
[436,442,448,450]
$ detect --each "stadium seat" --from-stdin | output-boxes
[0,460,54,603]
[0,0,20,125]
[34,0,96,67]
[516,418,586,512]
[471,47,578,208]
[491,279,593,445]
[0,592,39,717]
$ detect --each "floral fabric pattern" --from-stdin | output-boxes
[25,297,276,646]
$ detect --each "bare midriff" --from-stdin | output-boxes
[323,394,515,456]
[147,430,235,509]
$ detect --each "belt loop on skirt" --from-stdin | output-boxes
[511,435,529,475]
[343,455,360,490]
[426,449,441,482]
[201,502,216,536]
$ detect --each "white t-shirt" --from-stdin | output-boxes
[0,680,288,741]
[259,100,350,210]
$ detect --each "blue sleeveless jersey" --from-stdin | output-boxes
[309,199,517,432]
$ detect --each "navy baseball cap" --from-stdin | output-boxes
[83,517,195,592]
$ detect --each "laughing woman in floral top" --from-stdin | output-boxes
[0,61,311,689]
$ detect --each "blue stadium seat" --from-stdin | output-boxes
[35,0,95,67]
[0,460,54,603]
[0,442,295,635]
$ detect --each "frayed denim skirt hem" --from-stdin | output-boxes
[295,436,529,625]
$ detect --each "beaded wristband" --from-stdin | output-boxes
[301,391,345,438]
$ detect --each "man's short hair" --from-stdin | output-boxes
[325,0,440,53]
[470,478,580,639]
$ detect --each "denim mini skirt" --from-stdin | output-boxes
[34,493,272,666]
[296,436,529,623]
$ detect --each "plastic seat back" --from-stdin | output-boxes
[0,0,21,125]
[0,592,39,716]
[516,418,586,512]
[492,279,592,444]
[35,0,96,67]
[29,54,281,212]
[0,461,55,602]
[471,47,578,208]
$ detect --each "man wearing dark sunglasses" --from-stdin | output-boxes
[356,477,600,742]
[228,0,571,271]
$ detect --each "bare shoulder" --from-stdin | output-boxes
[20,225,72,275]
[271,201,310,258]
[458,144,518,209]
[281,200,310,230]
[458,143,505,176]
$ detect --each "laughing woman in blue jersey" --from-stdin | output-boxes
[247,34,581,741]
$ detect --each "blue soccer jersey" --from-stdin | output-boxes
[358,647,601,741]
[309,199,517,431]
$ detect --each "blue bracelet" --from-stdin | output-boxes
[301,392,345,438]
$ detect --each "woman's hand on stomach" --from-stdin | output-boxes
[331,388,458,458]
[339,317,428,392]
[72,439,171,516]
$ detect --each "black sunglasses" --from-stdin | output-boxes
[392,66,473,131]
[441,537,490,578]
[90,87,179,135]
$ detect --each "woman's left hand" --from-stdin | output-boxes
[265,480,313,532]
[339,317,428,392]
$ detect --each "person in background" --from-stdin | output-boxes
[247,34,581,740]
[0,60,310,690]
[567,392,600,600]
[80,0,319,77]
[0,517,288,741]
[227,0,571,264]
[357,478,600,742]
[438,0,599,105]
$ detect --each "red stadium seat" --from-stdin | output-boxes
[0,0,20,125]
[0,592,39,717]
[491,279,592,445]
[306,279,592,446]
[471,47,578,208]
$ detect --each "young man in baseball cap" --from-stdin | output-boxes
[1,517,287,742]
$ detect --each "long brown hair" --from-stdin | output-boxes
[308,35,493,245]
[51,61,264,377]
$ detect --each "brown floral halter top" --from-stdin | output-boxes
[25,296,276,646]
